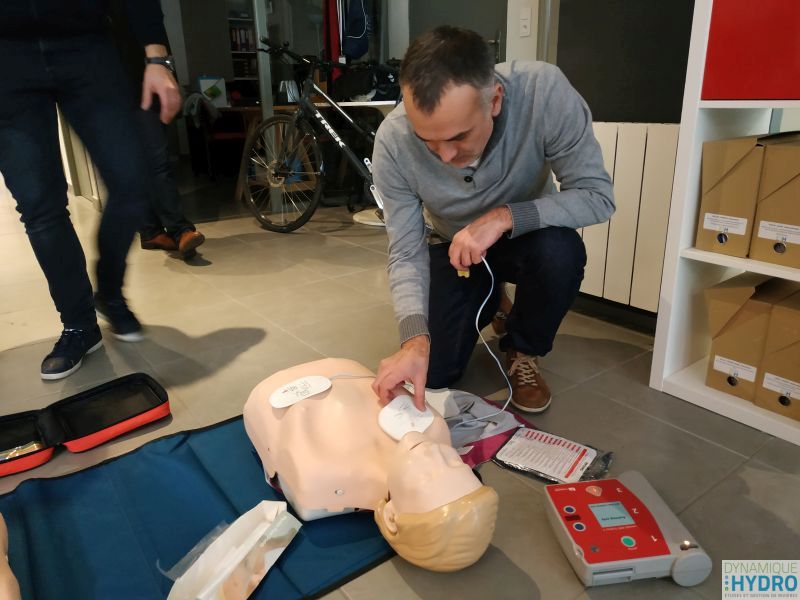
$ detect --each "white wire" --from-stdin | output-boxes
[333,256,514,430]
[450,256,513,430]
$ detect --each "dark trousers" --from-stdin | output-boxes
[427,227,587,388]
[136,106,195,240]
[0,34,150,330]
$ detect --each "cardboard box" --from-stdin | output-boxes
[755,290,800,421]
[705,274,800,401]
[749,132,800,268]
[696,135,766,257]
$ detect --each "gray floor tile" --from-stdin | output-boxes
[0,305,63,352]
[558,311,654,350]
[333,268,393,304]
[589,352,769,457]
[521,385,746,513]
[131,300,271,365]
[237,278,385,331]
[295,244,389,279]
[679,460,800,599]
[751,437,800,475]
[192,254,326,298]
[151,330,323,424]
[0,279,53,314]
[544,333,649,385]
[0,336,153,410]
[572,579,706,600]
[290,303,398,371]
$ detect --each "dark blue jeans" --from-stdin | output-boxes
[427,227,587,388]
[137,106,195,241]
[0,34,150,330]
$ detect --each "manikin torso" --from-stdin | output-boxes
[243,358,471,521]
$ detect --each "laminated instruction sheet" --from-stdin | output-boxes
[494,427,597,484]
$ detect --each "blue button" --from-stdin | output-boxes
[564,505,576,514]
[573,522,586,532]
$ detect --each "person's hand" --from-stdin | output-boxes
[141,64,182,124]
[372,335,430,410]
[449,206,513,271]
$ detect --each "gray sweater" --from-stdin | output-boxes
[372,61,614,343]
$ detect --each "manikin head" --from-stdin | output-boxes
[375,432,499,572]
[400,26,503,168]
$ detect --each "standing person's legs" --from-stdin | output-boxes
[0,38,102,378]
[136,106,203,256]
[487,227,586,411]
[426,243,501,388]
[52,34,151,340]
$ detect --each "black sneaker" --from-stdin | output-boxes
[94,293,144,342]
[41,327,103,380]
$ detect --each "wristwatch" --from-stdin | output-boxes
[145,55,177,77]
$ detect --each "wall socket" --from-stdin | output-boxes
[519,6,531,38]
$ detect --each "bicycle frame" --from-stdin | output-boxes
[277,73,385,210]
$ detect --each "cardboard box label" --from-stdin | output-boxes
[763,372,800,398]
[713,355,757,382]
[703,213,748,235]
[757,221,800,245]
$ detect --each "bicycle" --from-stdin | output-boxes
[240,38,389,233]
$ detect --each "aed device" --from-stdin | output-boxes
[545,471,712,587]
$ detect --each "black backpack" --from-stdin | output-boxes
[342,0,370,60]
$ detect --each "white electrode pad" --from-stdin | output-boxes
[269,375,332,408]
[378,395,435,440]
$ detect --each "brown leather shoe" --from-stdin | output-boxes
[178,230,205,257]
[141,232,177,251]
[506,350,552,413]
[491,285,513,335]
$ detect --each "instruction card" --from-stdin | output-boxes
[494,428,597,484]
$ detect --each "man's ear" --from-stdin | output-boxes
[381,500,399,534]
[490,83,503,117]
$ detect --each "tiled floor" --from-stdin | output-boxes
[1,190,798,600]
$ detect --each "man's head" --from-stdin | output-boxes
[400,26,503,168]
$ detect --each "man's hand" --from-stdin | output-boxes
[372,335,430,410]
[141,44,181,124]
[449,205,512,271]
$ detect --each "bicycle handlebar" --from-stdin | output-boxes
[259,37,341,73]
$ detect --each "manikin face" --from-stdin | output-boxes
[385,431,481,517]
[403,81,503,168]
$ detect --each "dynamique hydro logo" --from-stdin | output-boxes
[723,561,800,599]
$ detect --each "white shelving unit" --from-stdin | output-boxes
[650,0,800,446]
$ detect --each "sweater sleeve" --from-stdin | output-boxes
[122,0,169,48]
[507,66,614,238]
[372,122,431,343]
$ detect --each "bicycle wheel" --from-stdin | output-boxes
[242,114,324,233]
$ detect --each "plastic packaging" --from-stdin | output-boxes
[166,501,301,600]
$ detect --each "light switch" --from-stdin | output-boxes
[519,7,532,38]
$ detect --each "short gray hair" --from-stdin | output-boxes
[400,26,495,114]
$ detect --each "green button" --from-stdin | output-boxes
[621,536,636,548]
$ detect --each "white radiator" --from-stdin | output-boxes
[579,122,679,313]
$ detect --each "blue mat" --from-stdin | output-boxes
[0,418,393,599]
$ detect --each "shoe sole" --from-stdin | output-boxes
[510,396,552,414]
[180,233,205,257]
[40,339,103,380]
[95,309,144,343]
[113,330,144,343]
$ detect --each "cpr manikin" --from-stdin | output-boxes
[243,358,499,572]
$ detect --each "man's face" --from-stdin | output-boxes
[403,82,503,169]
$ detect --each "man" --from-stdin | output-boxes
[108,1,205,260]
[371,26,614,413]
[0,1,181,379]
